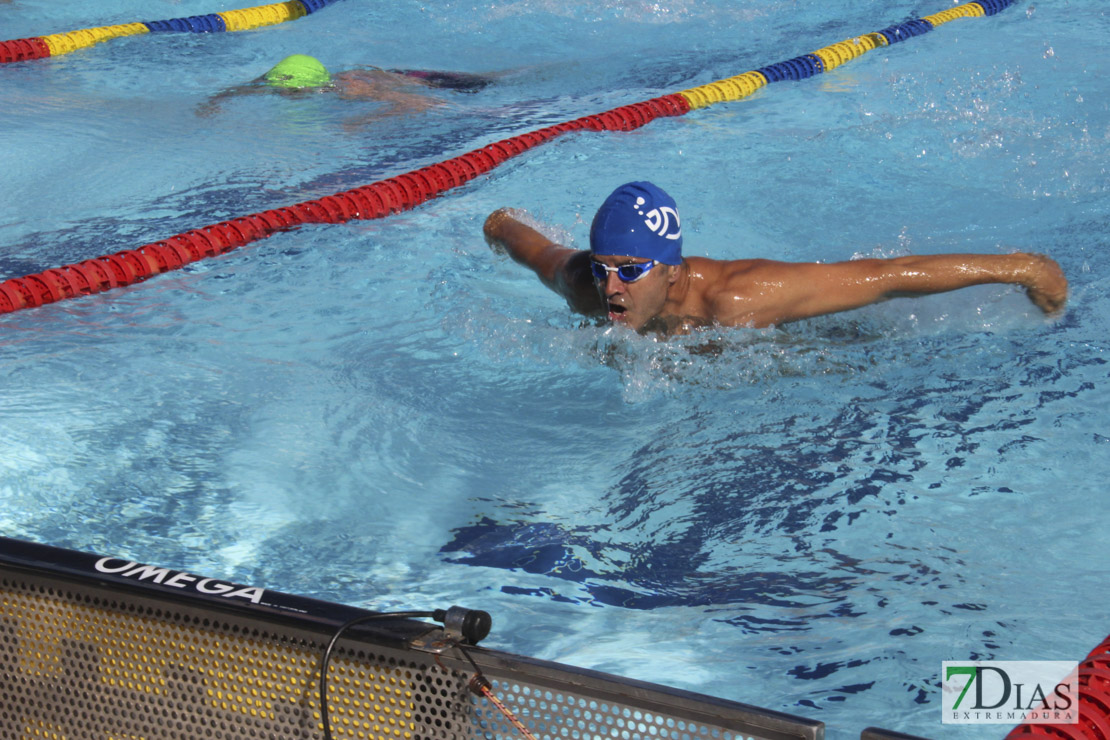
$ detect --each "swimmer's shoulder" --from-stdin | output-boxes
[685,255,764,295]
[686,256,776,325]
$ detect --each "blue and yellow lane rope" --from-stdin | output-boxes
[0,0,341,63]
[676,0,1014,110]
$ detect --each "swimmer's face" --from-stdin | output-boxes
[592,254,676,331]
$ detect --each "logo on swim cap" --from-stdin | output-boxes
[589,182,682,265]
[264,54,331,89]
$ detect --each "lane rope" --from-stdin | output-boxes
[1006,635,1110,739]
[0,0,341,63]
[0,1,1016,315]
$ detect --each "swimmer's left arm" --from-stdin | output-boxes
[853,253,1067,313]
[195,82,265,116]
[713,253,1068,327]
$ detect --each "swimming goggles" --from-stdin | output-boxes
[590,259,657,283]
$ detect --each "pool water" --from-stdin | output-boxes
[2,1,1108,738]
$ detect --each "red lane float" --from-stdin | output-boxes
[0,37,51,64]
[1007,635,1110,740]
[0,92,689,315]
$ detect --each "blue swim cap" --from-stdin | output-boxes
[589,181,682,265]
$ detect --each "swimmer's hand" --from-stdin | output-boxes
[1018,253,1068,314]
[195,100,220,118]
[483,208,525,256]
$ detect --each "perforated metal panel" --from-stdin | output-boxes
[473,679,756,740]
[0,579,438,739]
[0,538,823,740]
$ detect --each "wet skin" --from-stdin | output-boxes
[592,255,680,332]
[483,208,1068,336]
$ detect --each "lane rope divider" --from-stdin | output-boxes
[0,0,340,63]
[0,0,1016,315]
[1006,634,1110,739]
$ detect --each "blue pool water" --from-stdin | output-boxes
[2,1,1108,738]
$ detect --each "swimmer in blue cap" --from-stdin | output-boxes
[485,182,1068,335]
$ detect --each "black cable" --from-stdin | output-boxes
[319,610,434,740]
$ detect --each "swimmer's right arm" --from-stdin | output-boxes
[483,209,603,315]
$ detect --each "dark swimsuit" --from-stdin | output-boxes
[391,69,492,93]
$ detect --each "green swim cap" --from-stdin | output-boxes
[264,54,331,89]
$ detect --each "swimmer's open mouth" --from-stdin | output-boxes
[608,303,626,315]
